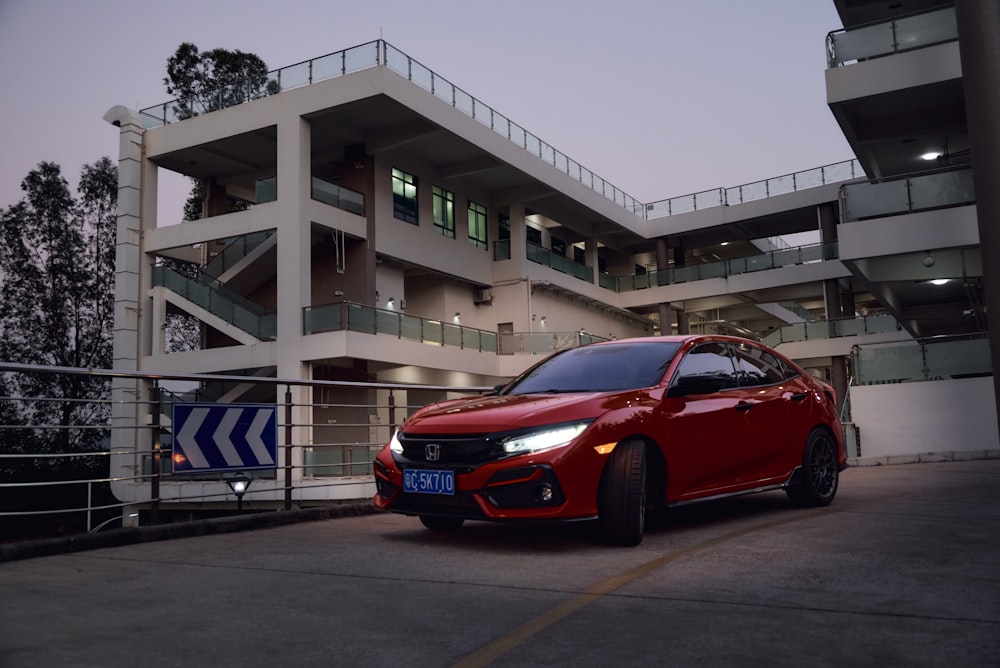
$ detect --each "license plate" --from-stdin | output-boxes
[403,469,455,495]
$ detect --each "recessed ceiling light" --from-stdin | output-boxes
[930,279,950,286]
[921,151,942,161]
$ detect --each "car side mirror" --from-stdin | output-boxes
[667,374,726,397]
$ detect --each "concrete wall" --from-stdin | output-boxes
[851,377,1000,461]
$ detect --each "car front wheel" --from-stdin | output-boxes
[786,427,839,507]
[597,438,647,546]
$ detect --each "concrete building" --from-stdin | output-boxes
[104,2,998,513]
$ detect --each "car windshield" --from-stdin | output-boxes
[505,342,682,395]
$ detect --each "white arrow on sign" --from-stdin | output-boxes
[247,409,276,465]
[175,407,212,469]
[214,409,246,467]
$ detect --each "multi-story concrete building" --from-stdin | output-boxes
[104,2,998,512]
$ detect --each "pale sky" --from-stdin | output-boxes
[0,0,851,220]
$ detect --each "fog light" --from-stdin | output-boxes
[538,483,554,503]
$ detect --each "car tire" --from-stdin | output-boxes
[598,439,647,546]
[786,427,839,507]
[419,515,465,531]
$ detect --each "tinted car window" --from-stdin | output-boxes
[672,342,739,391]
[506,342,681,394]
[731,343,789,386]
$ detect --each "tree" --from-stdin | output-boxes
[164,42,279,120]
[0,159,117,478]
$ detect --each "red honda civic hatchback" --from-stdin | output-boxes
[373,335,847,546]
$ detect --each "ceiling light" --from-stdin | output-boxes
[930,279,950,286]
[920,151,942,161]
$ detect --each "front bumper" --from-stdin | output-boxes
[373,454,595,521]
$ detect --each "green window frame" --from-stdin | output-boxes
[432,186,455,238]
[468,200,488,251]
[392,168,418,225]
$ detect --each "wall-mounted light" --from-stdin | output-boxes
[453,312,461,323]
[386,298,395,310]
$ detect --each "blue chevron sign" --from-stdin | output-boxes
[172,403,278,474]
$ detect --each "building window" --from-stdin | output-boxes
[499,212,510,241]
[551,238,566,256]
[432,186,455,238]
[392,168,418,225]
[468,200,488,250]
[573,244,586,265]
[526,226,542,247]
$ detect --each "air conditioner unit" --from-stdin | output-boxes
[473,289,493,305]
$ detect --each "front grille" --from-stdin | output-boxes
[397,433,504,467]
[391,491,485,518]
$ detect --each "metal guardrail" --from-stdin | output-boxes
[826,5,957,68]
[0,362,489,544]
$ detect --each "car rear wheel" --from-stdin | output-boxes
[598,439,647,546]
[419,515,465,531]
[786,427,839,507]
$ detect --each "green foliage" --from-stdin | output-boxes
[164,42,280,120]
[0,159,117,478]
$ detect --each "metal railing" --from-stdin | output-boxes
[841,165,975,223]
[851,333,991,385]
[762,313,902,347]
[827,6,957,68]
[152,265,277,340]
[526,242,594,283]
[644,160,860,219]
[610,241,838,293]
[303,301,499,352]
[0,362,489,544]
[137,39,858,223]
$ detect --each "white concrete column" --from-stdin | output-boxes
[275,113,312,486]
[103,106,145,516]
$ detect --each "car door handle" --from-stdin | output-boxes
[735,402,754,412]
[790,393,808,402]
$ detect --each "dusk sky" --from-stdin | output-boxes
[0,0,851,222]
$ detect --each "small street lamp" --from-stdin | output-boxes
[227,474,252,512]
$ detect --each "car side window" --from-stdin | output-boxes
[672,342,739,392]
[730,343,788,386]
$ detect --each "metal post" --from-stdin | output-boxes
[284,385,293,511]
[150,380,161,525]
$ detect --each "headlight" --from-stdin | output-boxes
[389,429,403,454]
[502,421,591,455]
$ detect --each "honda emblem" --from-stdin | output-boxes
[425,443,441,462]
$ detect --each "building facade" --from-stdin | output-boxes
[104,2,998,513]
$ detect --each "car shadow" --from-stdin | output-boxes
[378,490,803,552]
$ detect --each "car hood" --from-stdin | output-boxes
[402,392,619,434]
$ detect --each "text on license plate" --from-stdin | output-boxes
[403,469,455,495]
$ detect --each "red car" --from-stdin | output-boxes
[373,335,846,546]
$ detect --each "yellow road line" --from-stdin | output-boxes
[452,511,840,668]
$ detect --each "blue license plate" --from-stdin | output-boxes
[403,469,455,495]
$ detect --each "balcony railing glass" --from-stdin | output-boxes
[526,242,594,283]
[852,334,990,385]
[841,165,975,223]
[303,302,498,353]
[152,265,277,340]
[311,178,364,216]
[827,6,957,68]
[610,241,837,293]
[761,313,900,347]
